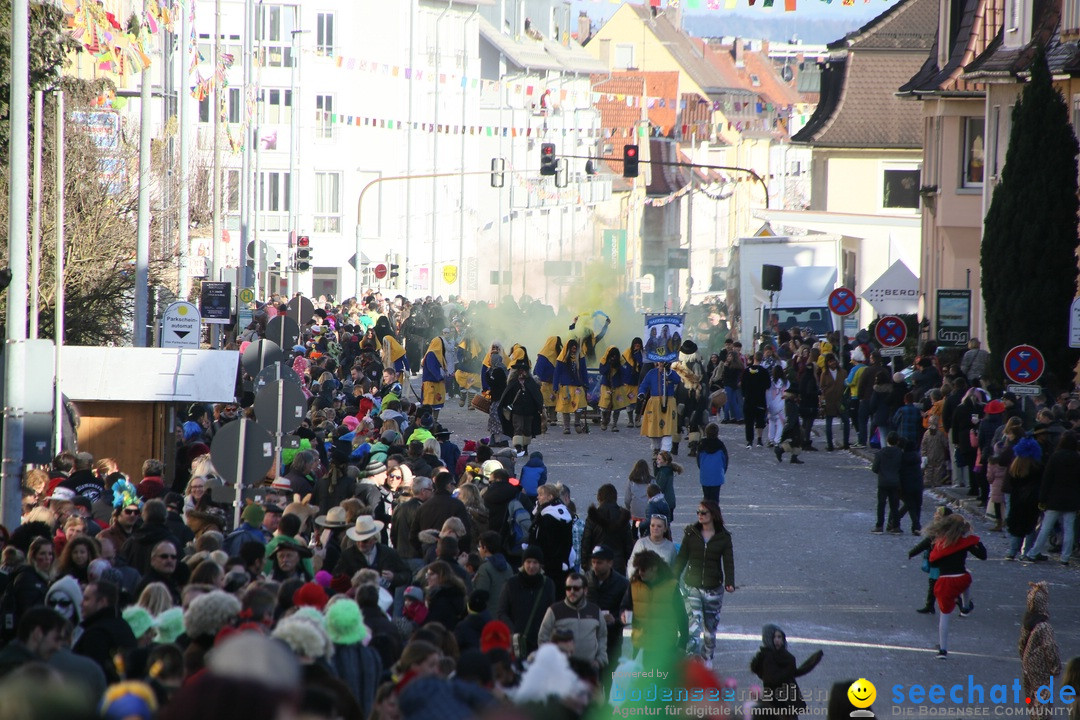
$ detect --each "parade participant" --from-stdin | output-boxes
[598,347,629,433]
[621,339,645,428]
[375,316,409,381]
[569,313,610,363]
[481,342,509,394]
[674,500,735,667]
[534,336,563,425]
[741,352,770,449]
[928,513,986,658]
[509,344,532,372]
[455,335,483,410]
[553,339,589,435]
[637,361,680,455]
[673,340,709,457]
[421,336,448,421]
[500,360,544,458]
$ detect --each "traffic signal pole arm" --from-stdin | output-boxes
[559,153,770,210]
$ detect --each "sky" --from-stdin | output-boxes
[570,0,905,32]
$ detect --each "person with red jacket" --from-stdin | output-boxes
[928,514,987,659]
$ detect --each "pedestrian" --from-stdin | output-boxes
[536,571,607,671]
[819,353,848,451]
[1022,430,1080,565]
[870,432,904,534]
[496,545,556,658]
[986,417,1022,532]
[627,514,676,576]
[518,451,548,503]
[766,366,788,447]
[1008,438,1044,561]
[624,460,651,531]
[796,356,820,451]
[1019,582,1061,720]
[749,624,824,718]
[959,338,989,386]
[674,500,735,667]
[773,389,804,465]
[553,339,589,434]
[637,361,681,454]
[673,340,709,457]
[621,549,686,666]
[928,513,986,658]
[920,415,950,488]
[501,361,545,457]
[907,506,952,614]
[845,347,870,448]
[741,352,770,449]
[718,341,745,425]
[528,484,575,591]
[644,484,671,526]
[580,484,634,572]
[697,423,730,502]
[896,439,925,535]
[653,450,681,517]
[621,338,645,428]
[892,394,923,449]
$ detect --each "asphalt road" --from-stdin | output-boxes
[430,396,1080,715]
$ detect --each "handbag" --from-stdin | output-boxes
[471,393,491,413]
[502,388,522,421]
[710,388,727,410]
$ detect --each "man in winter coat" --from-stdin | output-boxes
[518,452,548,502]
[741,353,771,448]
[537,571,608,669]
[1024,431,1080,564]
[391,477,430,567]
[580,484,634,571]
[410,471,472,556]
[871,432,904,534]
[74,580,136,684]
[474,532,514,616]
[584,544,629,666]
[496,546,556,657]
[483,469,522,544]
[118,499,180,576]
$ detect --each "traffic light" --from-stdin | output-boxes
[294,235,312,272]
[389,263,400,280]
[490,157,505,188]
[246,240,257,268]
[540,142,556,176]
[623,144,639,178]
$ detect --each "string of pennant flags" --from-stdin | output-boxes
[62,0,178,75]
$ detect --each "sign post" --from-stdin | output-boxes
[199,281,232,325]
[1003,344,1045,406]
[209,418,275,528]
[160,301,201,349]
[874,315,907,371]
[254,379,306,478]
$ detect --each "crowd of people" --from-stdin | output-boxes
[2,288,1079,720]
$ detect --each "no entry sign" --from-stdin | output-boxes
[874,315,907,347]
[1003,344,1044,385]
[828,287,857,317]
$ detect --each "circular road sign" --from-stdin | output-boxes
[286,295,315,325]
[374,263,388,279]
[241,339,285,376]
[254,379,307,435]
[254,362,303,395]
[265,315,301,350]
[1003,344,1044,385]
[239,287,255,304]
[210,418,275,489]
[874,315,907,348]
[828,287,857,317]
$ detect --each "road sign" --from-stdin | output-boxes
[1007,383,1043,397]
[242,339,285,376]
[199,281,232,324]
[374,263,388,279]
[828,287,857,317]
[160,301,201,349]
[265,315,301,350]
[254,379,307,436]
[255,362,303,394]
[443,265,458,284]
[239,287,255,304]
[879,347,905,357]
[1070,298,1080,348]
[286,295,315,326]
[874,315,907,347]
[640,274,655,294]
[1003,344,1044,385]
[210,418,276,527]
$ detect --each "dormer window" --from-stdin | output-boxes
[750,75,761,87]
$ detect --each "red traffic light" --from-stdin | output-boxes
[541,144,554,155]
[626,146,637,158]
[297,235,310,247]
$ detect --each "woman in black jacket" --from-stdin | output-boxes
[423,560,467,628]
[750,624,823,716]
[501,362,545,457]
[1023,431,1080,564]
[674,500,735,666]
[1007,438,1044,561]
[579,483,635,570]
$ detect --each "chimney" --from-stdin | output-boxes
[598,38,612,68]
[761,39,770,57]
[578,12,591,44]
[733,38,745,67]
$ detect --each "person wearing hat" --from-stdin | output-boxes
[495,545,556,657]
[421,336,448,421]
[325,597,382,717]
[454,335,483,410]
[534,336,564,425]
[500,361,545,458]
[435,425,461,473]
[553,338,589,434]
[266,536,314,582]
[223,503,270,557]
[313,506,350,575]
[335,516,410,591]
[673,340,709,457]
[354,457,393,543]
[118,499,183,577]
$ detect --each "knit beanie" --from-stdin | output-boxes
[293,582,329,611]
[241,503,266,527]
[480,620,512,654]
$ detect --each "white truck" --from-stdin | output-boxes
[726,232,846,351]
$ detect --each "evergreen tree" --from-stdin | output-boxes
[981,46,1080,390]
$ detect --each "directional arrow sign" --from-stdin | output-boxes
[161,301,201,349]
[1003,344,1044,385]
[874,315,907,348]
[828,287,857,317]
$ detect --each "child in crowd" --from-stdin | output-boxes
[653,451,681,518]
[773,390,803,465]
[644,483,672,526]
[928,514,986,658]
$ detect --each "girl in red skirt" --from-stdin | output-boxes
[928,514,987,658]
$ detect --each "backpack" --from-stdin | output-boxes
[505,494,533,547]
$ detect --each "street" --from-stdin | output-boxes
[430,393,1080,714]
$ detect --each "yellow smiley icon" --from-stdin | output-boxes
[848,678,876,709]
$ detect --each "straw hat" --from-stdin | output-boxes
[345,515,385,543]
[314,506,349,529]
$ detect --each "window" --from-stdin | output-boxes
[750,74,761,87]
[261,89,293,125]
[313,172,341,233]
[1066,0,1080,32]
[882,167,920,209]
[1072,95,1080,147]
[315,95,334,139]
[990,105,1002,179]
[961,117,985,188]
[226,170,240,212]
[614,44,635,70]
[228,88,241,124]
[258,171,291,231]
[316,12,334,56]
[257,5,298,67]
[199,96,210,123]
